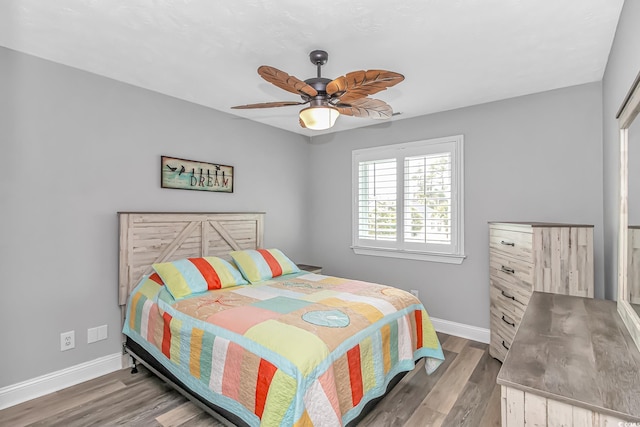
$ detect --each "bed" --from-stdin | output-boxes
[119,212,445,426]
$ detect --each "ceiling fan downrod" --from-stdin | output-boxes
[304,50,332,98]
[309,50,328,78]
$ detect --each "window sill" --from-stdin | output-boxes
[351,246,466,264]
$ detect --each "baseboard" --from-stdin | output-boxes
[430,316,490,344]
[0,353,122,410]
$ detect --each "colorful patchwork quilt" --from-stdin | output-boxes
[123,272,445,426]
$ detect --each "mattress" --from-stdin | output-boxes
[123,271,445,426]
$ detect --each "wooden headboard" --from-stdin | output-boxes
[118,212,264,305]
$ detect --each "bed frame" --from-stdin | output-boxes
[117,211,403,426]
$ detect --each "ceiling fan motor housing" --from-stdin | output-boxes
[303,77,332,98]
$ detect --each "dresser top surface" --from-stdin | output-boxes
[489,221,594,228]
[497,292,640,420]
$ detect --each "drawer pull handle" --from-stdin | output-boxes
[500,290,522,305]
[502,315,516,327]
[501,266,515,274]
[500,240,515,247]
[501,290,516,300]
[502,340,510,350]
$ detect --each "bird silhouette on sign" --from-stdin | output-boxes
[178,166,185,176]
[166,164,177,172]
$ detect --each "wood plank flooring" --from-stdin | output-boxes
[0,333,502,427]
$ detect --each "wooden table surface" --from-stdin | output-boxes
[497,292,640,421]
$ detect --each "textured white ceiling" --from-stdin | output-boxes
[0,0,624,136]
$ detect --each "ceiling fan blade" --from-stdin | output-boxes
[327,70,404,102]
[231,101,307,109]
[299,118,307,128]
[336,98,393,119]
[258,66,318,97]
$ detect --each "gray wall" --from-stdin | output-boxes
[602,0,640,300]
[307,83,604,328]
[0,46,311,387]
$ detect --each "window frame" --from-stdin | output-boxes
[351,135,465,264]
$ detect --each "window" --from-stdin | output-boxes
[352,135,465,263]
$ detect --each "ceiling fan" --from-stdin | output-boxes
[231,50,404,130]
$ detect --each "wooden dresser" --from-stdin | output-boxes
[489,222,594,361]
[498,292,640,425]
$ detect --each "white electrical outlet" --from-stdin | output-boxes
[60,331,75,351]
[410,289,419,298]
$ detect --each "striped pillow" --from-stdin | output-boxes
[152,256,247,300]
[230,249,300,283]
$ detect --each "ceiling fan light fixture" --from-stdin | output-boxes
[299,105,340,130]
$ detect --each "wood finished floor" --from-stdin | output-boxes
[0,333,502,427]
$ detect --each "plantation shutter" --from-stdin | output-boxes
[357,158,397,243]
[403,153,452,245]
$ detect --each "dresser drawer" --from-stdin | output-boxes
[489,250,534,295]
[489,224,533,262]
[490,307,519,338]
[489,280,529,322]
